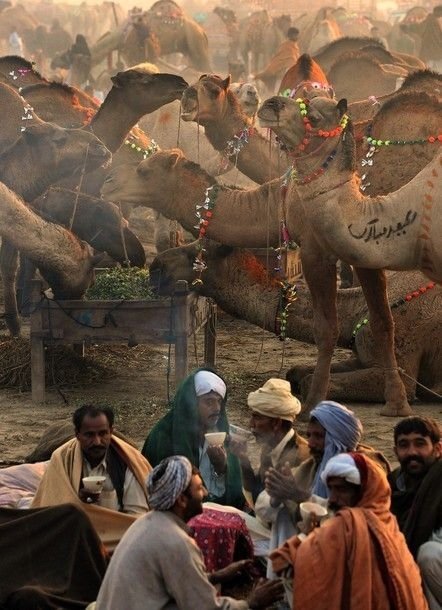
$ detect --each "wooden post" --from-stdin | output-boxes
[174,280,189,383]
[30,279,45,404]
[204,301,217,366]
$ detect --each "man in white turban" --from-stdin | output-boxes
[95,456,284,610]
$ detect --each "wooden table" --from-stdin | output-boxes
[29,279,217,403]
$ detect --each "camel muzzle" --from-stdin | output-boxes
[257,97,285,126]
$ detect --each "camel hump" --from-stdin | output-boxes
[148,0,184,19]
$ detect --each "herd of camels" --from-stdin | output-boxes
[0,1,440,418]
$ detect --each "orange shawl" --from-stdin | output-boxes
[271,455,428,610]
[32,436,152,550]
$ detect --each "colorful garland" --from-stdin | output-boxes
[294,98,349,152]
[275,280,298,341]
[360,125,442,192]
[192,184,220,286]
[224,125,253,159]
[124,136,159,159]
[349,281,436,346]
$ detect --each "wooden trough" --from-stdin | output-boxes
[29,279,217,403]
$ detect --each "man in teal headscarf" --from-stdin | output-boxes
[142,367,245,509]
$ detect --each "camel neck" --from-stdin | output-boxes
[89,87,141,153]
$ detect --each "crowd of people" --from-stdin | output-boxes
[0,366,439,609]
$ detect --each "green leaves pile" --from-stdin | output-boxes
[86,267,157,300]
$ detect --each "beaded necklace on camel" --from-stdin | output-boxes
[219,124,255,170]
[124,132,159,159]
[360,124,442,192]
[192,184,221,285]
[349,281,436,346]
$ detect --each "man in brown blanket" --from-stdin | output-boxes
[271,453,429,610]
[254,27,300,93]
[32,405,152,550]
[388,416,441,610]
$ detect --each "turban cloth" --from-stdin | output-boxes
[147,455,192,511]
[247,378,301,422]
[320,453,361,486]
[194,371,227,399]
[310,401,363,497]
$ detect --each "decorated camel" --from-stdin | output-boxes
[0,82,110,336]
[150,241,442,402]
[102,153,439,417]
[180,74,287,184]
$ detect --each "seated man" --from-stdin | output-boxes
[271,453,428,610]
[388,416,441,610]
[95,456,284,610]
[32,405,151,550]
[257,401,389,576]
[143,367,245,509]
[230,378,309,505]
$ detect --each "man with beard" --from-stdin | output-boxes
[32,405,151,549]
[230,378,309,505]
[389,416,441,610]
[94,456,284,609]
[271,453,429,610]
[143,367,245,509]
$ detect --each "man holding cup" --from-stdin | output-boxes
[32,405,151,549]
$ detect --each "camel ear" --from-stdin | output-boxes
[111,72,125,88]
[337,98,348,117]
[221,75,231,90]
[168,150,182,168]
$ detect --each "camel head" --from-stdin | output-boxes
[109,69,188,115]
[149,240,232,295]
[258,94,349,152]
[230,82,260,118]
[102,149,215,214]
[181,74,239,125]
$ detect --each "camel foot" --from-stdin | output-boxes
[380,403,414,417]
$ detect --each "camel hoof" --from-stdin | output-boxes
[380,403,414,417]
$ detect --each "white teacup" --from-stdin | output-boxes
[299,501,328,524]
[82,475,106,493]
[204,432,226,447]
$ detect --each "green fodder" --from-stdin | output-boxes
[86,266,158,301]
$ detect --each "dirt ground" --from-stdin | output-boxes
[0,310,440,466]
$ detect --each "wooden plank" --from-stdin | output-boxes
[173,280,190,383]
[30,280,46,403]
[204,301,217,366]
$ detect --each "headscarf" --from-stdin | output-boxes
[247,378,301,422]
[142,367,245,509]
[147,456,192,511]
[320,453,361,486]
[310,401,363,497]
[194,370,226,399]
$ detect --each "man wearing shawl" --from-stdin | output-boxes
[95,456,284,610]
[271,453,429,610]
[388,417,441,610]
[142,367,245,508]
[32,405,151,550]
[254,28,300,93]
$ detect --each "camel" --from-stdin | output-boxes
[101,132,438,418]
[150,242,442,402]
[327,53,409,103]
[0,181,99,301]
[237,10,290,73]
[0,82,110,336]
[180,74,287,184]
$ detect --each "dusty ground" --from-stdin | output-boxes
[0,311,440,466]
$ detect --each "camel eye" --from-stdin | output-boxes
[308,113,321,126]
[205,83,220,98]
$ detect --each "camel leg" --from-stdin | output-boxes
[300,251,339,416]
[299,366,418,403]
[0,240,21,336]
[287,357,360,394]
[355,268,412,417]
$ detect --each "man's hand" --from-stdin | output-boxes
[247,578,285,609]
[265,462,309,504]
[209,559,253,585]
[206,445,227,475]
[79,488,100,504]
[298,512,321,535]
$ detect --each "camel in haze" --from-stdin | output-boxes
[150,242,442,403]
[180,74,287,184]
[0,82,110,336]
[0,181,99,303]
